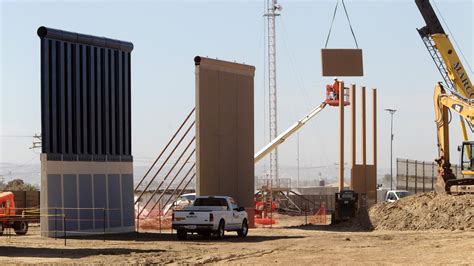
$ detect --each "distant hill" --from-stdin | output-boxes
[1,161,390,189]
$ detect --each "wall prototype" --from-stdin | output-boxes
[195,56,255,214]
[38,26,134,236]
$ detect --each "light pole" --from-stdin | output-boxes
[385,109,397,190]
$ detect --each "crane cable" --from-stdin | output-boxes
[324,0,359,48]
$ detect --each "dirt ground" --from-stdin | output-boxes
[1,220,473,265]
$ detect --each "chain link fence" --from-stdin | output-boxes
[396,158,465,193]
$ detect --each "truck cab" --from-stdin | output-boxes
[385,190,410,203]
[0,192,28,235]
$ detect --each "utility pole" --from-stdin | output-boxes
[385,109,397,190]
[29,133,42,150]
[265,0,282,181]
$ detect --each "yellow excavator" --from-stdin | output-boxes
[416,0,474,193]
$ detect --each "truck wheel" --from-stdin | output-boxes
[14,221,28,235]
[0,222,3,236]
[216,220,225,239]
[237,220,248,237]
[177,229,187,240]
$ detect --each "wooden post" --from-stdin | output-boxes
[432,163,435,191]
[422,161,426,192]
[372,89,377,176]
[63,215,66,247]
[396,158,399,189]
[361,87,367,166]
[54,208,57,240]
[136,203,140,239]
[415,160,418,194]
[339,81,345,191]
[406,159,409,191]
[103,208,106,242]
[372,88,377,206]
[351,84,356,188]
[159,202,162,234]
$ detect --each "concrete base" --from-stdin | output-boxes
[40,154,135,237]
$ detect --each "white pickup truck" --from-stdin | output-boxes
[172,196,248,240]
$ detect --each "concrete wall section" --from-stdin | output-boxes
[195,56,255,209]
[40,154,134,237]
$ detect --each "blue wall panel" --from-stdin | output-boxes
[107,174,121,228]
[63,174,78,231]
[93,174,107,229]
[78,174,93,230]
[121,174,134,226]
[47,174,62,231]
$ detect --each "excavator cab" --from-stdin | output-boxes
[460,141,474,175]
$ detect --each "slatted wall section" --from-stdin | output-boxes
[40,39,132,160]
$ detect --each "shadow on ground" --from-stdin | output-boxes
[286,223,372,233]
[0,246,163,259]
[67,232,304,243]
[286,210,374,233]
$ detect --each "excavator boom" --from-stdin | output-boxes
[416,0,474,194]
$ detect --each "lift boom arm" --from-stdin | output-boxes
[255,102,327,163]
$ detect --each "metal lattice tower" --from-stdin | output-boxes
[265,0,281,180]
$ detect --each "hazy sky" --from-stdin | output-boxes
[0,0,473,180]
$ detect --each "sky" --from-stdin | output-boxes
[0,0,473,184]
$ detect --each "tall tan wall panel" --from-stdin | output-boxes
[195,56,255,209]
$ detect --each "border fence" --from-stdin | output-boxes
[396,158,465,193]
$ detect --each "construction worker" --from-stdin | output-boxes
[332,78,339,100]
[326,84,335,100]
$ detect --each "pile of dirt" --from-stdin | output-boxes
[369,192,474,231]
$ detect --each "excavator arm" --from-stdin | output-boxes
[433,83,474,193]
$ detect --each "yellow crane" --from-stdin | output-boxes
[416,0,474,193]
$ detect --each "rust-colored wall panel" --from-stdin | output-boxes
[351,165,366,195]
[321,49,364,76]
[351,164,376,207]
[195,56,255,209]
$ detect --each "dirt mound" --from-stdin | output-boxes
[369,192,474,231]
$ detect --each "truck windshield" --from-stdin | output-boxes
[395,191,409,199]
[194,198,228,208]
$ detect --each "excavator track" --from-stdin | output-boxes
[445,178,474,195]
